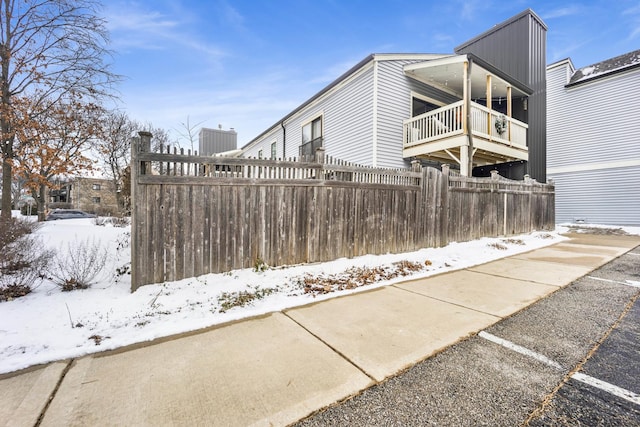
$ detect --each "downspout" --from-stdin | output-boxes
[280,120,286,159]
[466,58,474,176]
[372,59,378,167]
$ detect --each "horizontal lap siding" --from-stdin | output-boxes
[552,167,640,226]
[279,66,375,164]
[548,67,640,168]
[244,127,282,159]
[547,62,640,226]
[324,66,374,165]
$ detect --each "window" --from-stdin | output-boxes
[411,94,444,117]
[300,116,323,157]
[270,141,277,159]
[258,149,263,159]
[92,197,101,204]
[92,183,101,190]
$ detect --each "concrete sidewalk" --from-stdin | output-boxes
[2,232,640,427]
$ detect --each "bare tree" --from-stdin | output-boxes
[94,110,139,211]
[0,0,118,220]
[142,122,177,154]
[14,94,103,221]
[94,118,177,214]
[174,116,206,153]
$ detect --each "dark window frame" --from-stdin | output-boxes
[299,116,323,157]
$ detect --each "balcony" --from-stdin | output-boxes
[403,100,528,165]
[402,53,532,175]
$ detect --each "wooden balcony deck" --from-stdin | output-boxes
[403,100,528,165]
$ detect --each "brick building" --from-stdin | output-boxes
[49,177,119,215]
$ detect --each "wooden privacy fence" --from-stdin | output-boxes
[131,132,555,290]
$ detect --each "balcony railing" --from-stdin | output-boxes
[403,100,528,149]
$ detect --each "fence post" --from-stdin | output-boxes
[138,131,152,175]
[523,174,532,232]
[315,147,325,180]
[440,163,450,247]
[130,131,152,292]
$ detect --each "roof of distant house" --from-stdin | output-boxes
[566,49,640,87]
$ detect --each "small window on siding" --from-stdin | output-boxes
[258,149,263,159]
[270,141,277,159]
[300,116,322,157]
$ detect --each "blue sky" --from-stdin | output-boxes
[102,0,640,147]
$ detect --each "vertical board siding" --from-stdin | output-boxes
[131,143,554,290]
[456,10,548,182]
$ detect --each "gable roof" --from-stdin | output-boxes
[566,49,640,87]
[455,8,547,52]
[241,53,446,151]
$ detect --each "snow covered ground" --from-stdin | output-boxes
[1,215,638,375]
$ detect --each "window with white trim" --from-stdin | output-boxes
[270,141,277,159]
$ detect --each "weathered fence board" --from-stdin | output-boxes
[130,133,555,290]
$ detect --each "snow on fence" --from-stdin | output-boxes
[130,132,555,291]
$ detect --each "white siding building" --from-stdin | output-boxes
[547,50,640,226]
[241,53,533,175]
[241,10,548,180]
[242,53,455,170]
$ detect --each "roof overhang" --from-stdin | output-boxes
[404,54,532,99]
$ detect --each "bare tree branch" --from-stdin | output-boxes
[174,116,206,153]
[1,0,120,219]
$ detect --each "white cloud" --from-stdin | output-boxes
[460,0,481,21]
[623,4,640,41]
[623,4,640,15]
[308,55,369,85]
[119,66,310,146]
[542,6,583,20]
[218,0,246,32]
[547,40,589,63]
[104,1,225,57]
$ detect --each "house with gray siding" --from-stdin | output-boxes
[547,49,640,226]
[241,9,547,181]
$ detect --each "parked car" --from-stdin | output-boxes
[45,209,96,221]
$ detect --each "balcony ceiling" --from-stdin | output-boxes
[404,54,530,99]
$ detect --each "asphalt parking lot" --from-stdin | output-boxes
[296,246,640,426]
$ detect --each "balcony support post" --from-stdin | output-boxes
[486,75,492,139]
[463,59,473,176]
[507,86,512,141]
[460,145,469,176]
